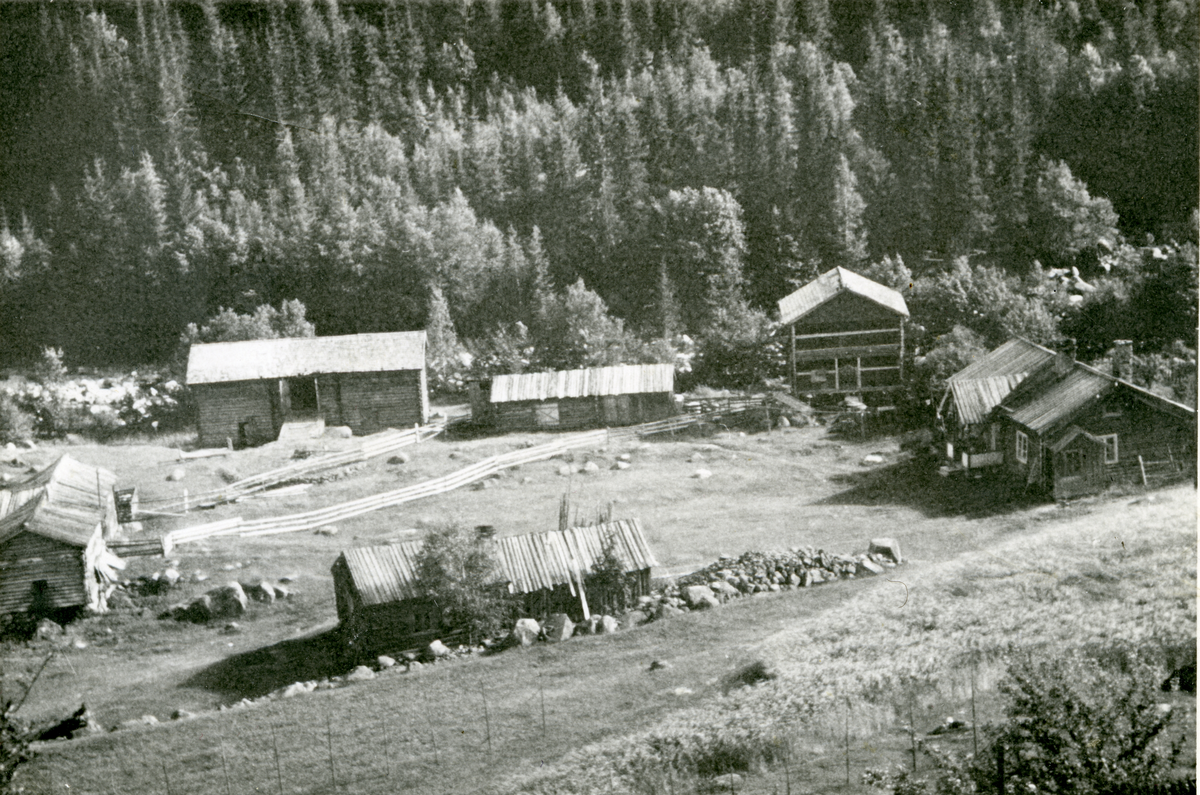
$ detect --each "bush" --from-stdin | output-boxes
[0,395,33,444]
[415,524,515,644]
[30,347,67,386]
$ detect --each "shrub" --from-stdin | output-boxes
[415,524,515,644]
[0,395,33,444]
[588,533,637,615]
[31,346,67,385]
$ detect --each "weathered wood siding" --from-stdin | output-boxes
[491,393,674,432]
[1001,417,1045,485]
[194,381,277,448]
[326,371,426,435]
[1071,392,1195,488]
[520,569,653,621]
[0,532,87,614]
[1052,435,1106,500]
[790,292,905,393]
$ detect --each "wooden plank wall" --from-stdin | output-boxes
[0,533,88,614]
[333,371,426,435]
[195,381,276,448]
[492,393,674,432]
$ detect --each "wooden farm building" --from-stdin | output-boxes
[469,364,675,431]
[937,338,1056,472]
[186,331,428,447]
[985,343,1195,499]
[778,267,909,395]
[331,520,657,655]
[0,456,125,618]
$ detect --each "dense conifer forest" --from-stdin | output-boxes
[0,1,1195,396]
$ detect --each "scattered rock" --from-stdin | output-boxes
[648,660,672,672]
[691,469,713,480]
[272,583,292,600]
[346,665,376,682]
[776,416,790,428]
[655,603,685,621]
[314,526,338,536]
[170,709,196,721]
[191,571,209,583]
[861,454,884,465]
[869,538,903,564]
[387,453,410,465]
[326,426,353,439]
[243,581,276,604]
[683,585,720,611]
[857,558,885,577]
[620,610,649,630]
[556,465,573,477]
[377,655,396,669]
[713,773,744,791]
[166,467,186,482]
[35,618,63,640]
[709,580,740,601]
[120,715,159,730]
[617,453,631,462]
[511,618,541,646]
[280,682,312,698]
[426,639,452,659]
[161,568,181,587]
[406,661,423,672]
[612,461,631,470]
[206,582,248,620]
[596,615,620,634]
[222,622,241,634]
[542,613,575,643]
[581,461,601,473]
[107,589,135,610]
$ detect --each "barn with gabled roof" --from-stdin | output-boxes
[186,331,428,447]
[777,267,910,395]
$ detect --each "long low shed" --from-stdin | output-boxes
[187,331,429,447]
[470,364,675,431]
[331,520,657,655]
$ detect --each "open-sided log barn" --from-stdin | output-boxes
[777,267,909,395]
[331,520,657,655]
[937,338,1056,472]
[469,364,674,431]
[986,343,1195,499]
[186,331,428,447]
[0,491,123,619]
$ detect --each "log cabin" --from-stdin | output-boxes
[186,331,428,447]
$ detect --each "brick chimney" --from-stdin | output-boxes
[1054,338,1077,376]
[1112,340,1134,382]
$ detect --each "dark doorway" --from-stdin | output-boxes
[287,377,319,417]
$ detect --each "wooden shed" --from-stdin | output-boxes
[468,364,675,431]
[991,345,1195,499]
[331,520,657,655]
[186,331,428,448]
[0,454,119,538]
[777,267,909,395]
[0,493,122,618]
[937,338,1056,471]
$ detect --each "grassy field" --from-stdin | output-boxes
[2,420,1194,794]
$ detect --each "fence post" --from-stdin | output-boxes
[971,662,979,760]
[844,698,851,787]
[381,714,391,780]
[162,761,172,795]
[221,745,232,795]
[481,683,493,758]
[270,724,284,795]
[326,712,338,791]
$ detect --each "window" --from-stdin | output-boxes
[1015,431,1029,464]
[534,401,560,428]
[1061,449,1084,475]
[1099,434,1118,464]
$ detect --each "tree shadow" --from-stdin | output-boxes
[817,456,1047,519]
[181,627,351,701]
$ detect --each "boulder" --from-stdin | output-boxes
[582,461,601,473]
[280,682,312,698]
[709,580,740,601]
[207,582,248,619]
[861,454,884,465]
[691,469,713,480]
[387,453,410,465]
[346,665,376,682]
[856,558,885,577]
[313,526,338,536]
[170,709,196,721]
[683,585,719,611]
[612,461,631,471]
[377,656,396,669]
[620,610,649,630]
[243,581,276,604]
[655,603,685,621]
[326,426,353,439]
[597,615,620,634]
[272,583,292,600]
[776,415,790,428]
[617,453,631,462]
[556,465,573,477]
[406,661,423,672]
[182,595,214,622]
[107,589,135,611]
[511,618,541,647]
[869,538,903,564]
[159,568,181,587]
[426,639,452,659]
[166,468,186,482]
[542,613,575,643]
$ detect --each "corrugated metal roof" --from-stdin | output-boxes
[338,520,658,606]
[186,331,427,385]
[777,267,909,326]
[0,455,116,521]
[488,365,674,404]
[0,493,100,548]
[947,338,1056,383]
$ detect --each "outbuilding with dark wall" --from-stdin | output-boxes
[469,364,674,431]
[992,344,1195,499]
[186,331,428,447]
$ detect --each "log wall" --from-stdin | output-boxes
[0,532,88,615]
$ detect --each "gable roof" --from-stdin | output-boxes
[0,455,116,522]
[488,364,674,404]
[998,355,1194,434]
[777,267,909,326]
[0,492,102,548]
[186,331,427,385]
[944,338,1058,426]
[336,519,658,607]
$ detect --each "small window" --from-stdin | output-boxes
[1099,434,1119,464]
[1015,431,1029,464]
[1061,449,1084,475]
[534,402,560,428]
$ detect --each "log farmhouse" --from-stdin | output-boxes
[469,364,675,431]
[941,339,1195,498]
[0,455,123,618]
[331,520,657,656]
[186,331,428,448]
[778,267,910,396]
